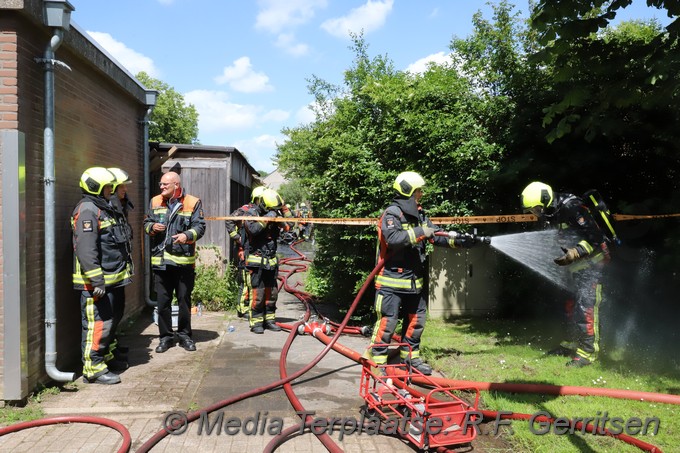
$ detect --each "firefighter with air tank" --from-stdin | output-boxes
[521,181,615,367]
[243,188,294,334]
[225,186,266,320]
[72,167,133,385]
[370,171,487,375]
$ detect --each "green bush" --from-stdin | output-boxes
[192,262,239,312]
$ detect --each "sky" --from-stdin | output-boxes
[69,0,673,173]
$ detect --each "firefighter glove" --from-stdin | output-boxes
[454,233,476,248]
[554,247,581,266]
[422,226,436,239]
[92,287,106,298]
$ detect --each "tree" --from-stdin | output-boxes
[137,72,199,144]
[531,1,680,144]
[449,1,555,208]
[527,1,680,229]
[277,178,310,207]
[277,35,502,308]
[528,1,680,322]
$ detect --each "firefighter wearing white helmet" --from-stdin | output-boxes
[297,202,311,239]
[108,167,134,219]
[370,171,479,376]
[243,188,294,334]
[106,168,135,360]
[521,181,612,367]
[72,167,133,385]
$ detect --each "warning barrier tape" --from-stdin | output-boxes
[206,212,679,225]
[613,213,680,221]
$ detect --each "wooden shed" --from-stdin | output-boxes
[149,142,261,264]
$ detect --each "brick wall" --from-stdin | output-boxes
[2,9,148,396]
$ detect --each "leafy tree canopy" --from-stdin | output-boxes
[277,34,503,303]
[531,1,680,144]
[137,71,200,144]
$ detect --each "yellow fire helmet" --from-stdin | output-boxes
[80,167,116,196]
[251,186,266,203]
[521,181,554,211]
[393,171,425,197]
[262,188,284,210]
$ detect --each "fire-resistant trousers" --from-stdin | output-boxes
[80,286,124,379]
[370,287,427,364]
[107,287,126,361]
[248,266,278,327]
[569,266,604,361]
[236,266,250,316]
[154,265,195,342]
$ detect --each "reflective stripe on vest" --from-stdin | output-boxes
[375,274,423,291]
[246,255,278,267]
[73,267,132,286]
[151,252,197,266]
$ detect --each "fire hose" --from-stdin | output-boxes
[0,416,132,453]
[2,225,677,451]
[267,235,672,452]
[133,239,387,452]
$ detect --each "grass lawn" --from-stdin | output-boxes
[0,385,59,426]
[421,316,680,452]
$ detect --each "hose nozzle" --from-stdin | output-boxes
[472,228,491,245]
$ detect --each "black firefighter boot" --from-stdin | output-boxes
[264,320,282,332]
[251,323,264,334]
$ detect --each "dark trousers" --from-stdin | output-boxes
[370,287,427,363]
[109,287,126,358]
[80,286,124,378]
[154,265,195,342]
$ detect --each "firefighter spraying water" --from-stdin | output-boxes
[368,171,493,376]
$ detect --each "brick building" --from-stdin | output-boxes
[0,0,154,400]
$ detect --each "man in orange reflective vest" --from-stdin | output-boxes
[144,171,205,353]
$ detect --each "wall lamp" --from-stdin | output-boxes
[43,0,75,30]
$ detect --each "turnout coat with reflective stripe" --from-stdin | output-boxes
[552,193,610,270]
[144,193,206,268]
[375,203,452,293]
[243,206,281,269]
[71,196,133,290]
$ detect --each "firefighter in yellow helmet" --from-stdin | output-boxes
[72,167,133,384]
[243,188,294,333]
[521,181,612,367]
[370,171,480,375]
[225,186,267,319]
